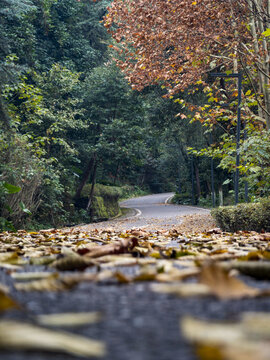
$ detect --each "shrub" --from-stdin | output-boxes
[171,192,193,205]
[0,132,42,229]
[211,198,270,232]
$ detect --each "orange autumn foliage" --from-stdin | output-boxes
[105,0,249,95]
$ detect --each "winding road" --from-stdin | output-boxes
[81,192,210,231]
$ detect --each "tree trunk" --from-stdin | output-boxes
[219,186,223,206]
[0,94,11,129]
[86,159,98,212]
[74,154,96,200]
[194,161,201,199]
[191,157,195,205]
[113,161,120,185]
[248,0,270,129]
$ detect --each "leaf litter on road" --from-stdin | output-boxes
[2,221,270,357]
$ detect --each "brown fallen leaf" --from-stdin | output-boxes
[114,271,131,284]
[51,255,98,271]
[0,286,19,312]
[199,263,261,299]
[0,320,105,357]
[79,237,139,258]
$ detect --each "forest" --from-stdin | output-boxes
[1,0,270,230]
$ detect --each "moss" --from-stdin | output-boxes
[91,195,120,221]
[211,198,270,232]
[81,184,123,200]
[79,184,121,222]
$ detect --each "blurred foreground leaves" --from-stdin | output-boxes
[181,313,270,360]
[1,225,270,357]
[0,320,105,358]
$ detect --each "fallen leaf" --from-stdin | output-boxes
[151,283,211,297]
[80,237,139,258]
[37,312,103,327]
[0,287,19,312]
[0,320,105,357]
[181,315,270,360]
[199,263,261,299]
[155,267,200,282]
[51,255,98,271]
[220,261,270,280]
[181,316,243,345]
[11,272,53,281]
[14,273,78,291]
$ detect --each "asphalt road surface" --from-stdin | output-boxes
[81,192,210,232]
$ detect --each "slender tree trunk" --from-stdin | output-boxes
[194,161,201,199]
[86,159,98,212]
[248,0,270,129]
[0,94,11,129]
[257,0,270,129]
[113,161,120,185]
[191,157,195,205]
[219,186,223,206]
[74,154,96,200]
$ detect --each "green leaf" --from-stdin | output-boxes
[3,183,21,194]
[19,202,32,215]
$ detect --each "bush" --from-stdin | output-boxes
[211,198,270,232]
[0,132,43,230]
[171,192,193,205]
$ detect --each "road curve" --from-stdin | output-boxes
[80,192,210,231]
[119,192,209,229]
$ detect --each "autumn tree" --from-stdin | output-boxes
[105,0,270,129]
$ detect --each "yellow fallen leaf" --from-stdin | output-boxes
[0,320,105,357]
[11,272,53,281]
[151,283,211,297]
[155,267,200,282]
[14,273,77,291]
[37,312,103,327]
[181,315,270,360]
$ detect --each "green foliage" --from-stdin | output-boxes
[171,192,193,205]
[2,182,21,194]
[0,130,42,230]
[211,199,270,232]
[82,184,123,201]
[0,0,250,230]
